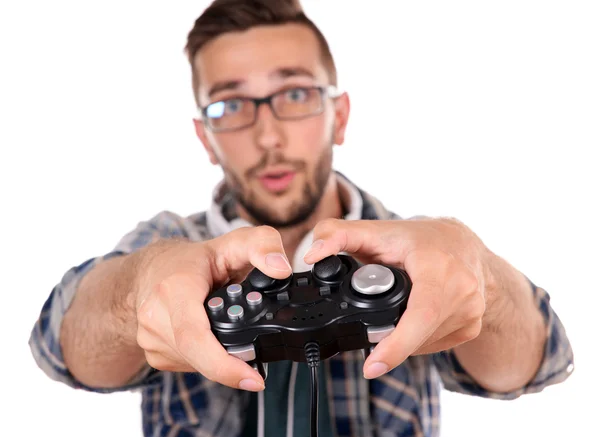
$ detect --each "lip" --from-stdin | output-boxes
[257,169,297,193]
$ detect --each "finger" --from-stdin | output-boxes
[137,326,182,363]
[412,321,482,356]
[206,225,292,284]
[363,251,448,379]
[144,350,197,373]
[303,219,410,265]
[163,274,265,391]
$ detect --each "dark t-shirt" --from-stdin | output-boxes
[241,360,334,436]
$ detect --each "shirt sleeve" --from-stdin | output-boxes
[432,279,574,400]
[28,211,196,393]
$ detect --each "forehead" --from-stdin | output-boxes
[194,23,329,101]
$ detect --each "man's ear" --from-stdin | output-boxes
[333,92,351,146]
[193,118,219,165]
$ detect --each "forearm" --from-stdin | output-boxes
[453,251,546,393]
[60,250,147,388]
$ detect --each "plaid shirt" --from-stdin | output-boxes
[29,172,574,437]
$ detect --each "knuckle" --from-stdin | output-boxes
[462,321,483,342]
[465,270,481,293]
[314,218,339,235]
[470,294,486,320]
[136,328,153,351]
[253,225,279,241]
[145,352,166,370]
[136,299,153,328]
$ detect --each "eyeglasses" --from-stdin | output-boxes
[200,85,340,133]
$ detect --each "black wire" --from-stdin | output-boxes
[309,365,319,437]
[304,342,321,437]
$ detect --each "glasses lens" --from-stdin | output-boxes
[205,98,254,131]
[272,88,324,119]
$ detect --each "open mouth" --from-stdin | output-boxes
[259,171,296,192]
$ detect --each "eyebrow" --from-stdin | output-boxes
[207,66,316,98]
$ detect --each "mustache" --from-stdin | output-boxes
[246,151,306,178]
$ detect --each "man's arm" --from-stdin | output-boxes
[60,248,148,388]
[452,252,546,393]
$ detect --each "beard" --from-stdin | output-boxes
[220,140,334,229]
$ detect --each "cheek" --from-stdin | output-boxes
[210,134,256,168]
[288,116,332,151]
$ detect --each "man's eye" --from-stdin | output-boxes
[285,88,309,102]
[206,99,244,119]
[223,99,243,113]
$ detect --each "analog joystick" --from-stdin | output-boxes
[313,255,343,282]
[248,267,291,294]
[248,268,276,289]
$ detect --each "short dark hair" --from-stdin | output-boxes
[184,0,338,106]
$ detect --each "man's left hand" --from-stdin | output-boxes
[303,217,496,379]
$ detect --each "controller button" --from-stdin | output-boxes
[313,255,343,281]
[319,285,331,296]
[277,291,290,301]
[226,284,243,297]
[246,291,263,306]
[265,312,274,320]
[297,277,309,287]
[207,297,224,311]
[227,344,256,362]
[227,305,244,320]
[367,325,395,343]
[340,302,348,309]
[248,268,276,290]
[351,264,395,295]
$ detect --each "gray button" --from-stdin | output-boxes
[265,312,274,320]
[227,344,256,361]
[227,284,243,297]
[351,264,395,295]
[207,297,224,311]
[246,291,263,306]
[227,305,244,320]
[367,325,395,343]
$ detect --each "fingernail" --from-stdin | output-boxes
[265,253,292,272]
[239,378,265,391]
[364,362,389,379]
[304,239,324,259]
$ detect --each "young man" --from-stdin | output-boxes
[29,1,574,436]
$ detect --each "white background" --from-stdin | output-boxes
[1,1,598,436]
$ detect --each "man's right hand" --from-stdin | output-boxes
[134,226,292,392]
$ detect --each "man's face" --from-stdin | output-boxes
[193,23,350,228]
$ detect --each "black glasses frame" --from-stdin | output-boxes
[200,85,340,133]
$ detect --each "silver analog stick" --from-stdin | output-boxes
[351,264,395,295]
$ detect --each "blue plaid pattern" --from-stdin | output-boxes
[29,174,574,437]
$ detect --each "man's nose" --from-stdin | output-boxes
[253,102,285,150]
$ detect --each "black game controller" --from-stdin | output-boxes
[205,254,412,380]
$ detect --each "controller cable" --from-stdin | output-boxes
[304,342,321,437]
